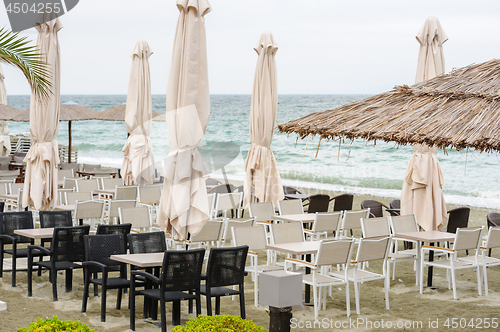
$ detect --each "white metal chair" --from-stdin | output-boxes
[420,227,484,300]
[390,214,420,283]
[137,185,162,222]
[65,191,93,206]
[304,212,342,241]
[63,177,80,190]
[285,239,355,319]
[105,199,137,224]
[114,186,138,200]
[278,199,304,215]
[9,183,24,195]
[74,200,105,228]
[330,236,392,315]
[231,225,282,307]
[185,221,225,249]
[4,188,24,211]
[248,201,275,240]
[118,206,161,234]
[102,177,124,190]
[223,217,256,247]
[57,169,74,184]
[58,188,74,205]
[214,192,243,218]
[269,221,306,266]
[339,209,370,242]
[75,178,99,193]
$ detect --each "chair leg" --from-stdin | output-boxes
[196,294,202,316]
[451,269,457,300]
[27,252,33,297]
[101,285,107,322]
[82,274,89,313]
[215,297,221,315]
[483,265,489,296]
[172,300,181,326]
[160,297,167,332]
[11,252,16,287]
[313,284,318,320]
[419,255,424,295]
[354,281,360,315]
[52,267,58,301]
[476,265,482,296]
[117,288,123,310]
[130,280,136,331]
[239,285,246,319]
[65,269,73,293]
[385,274,390,310]
[345,281,350,317]
[206,295,212,316]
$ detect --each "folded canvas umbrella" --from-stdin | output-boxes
[121,40,155,185]
[157,0,212,240]
[23,17,62,209]
[243,32,284,208]
[401,17,448,231]
[0,64,11,156]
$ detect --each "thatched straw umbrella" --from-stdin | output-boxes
[278,59,500,154]
[0,103,21,121]
[12,102,99,162]
[98,104,164,122]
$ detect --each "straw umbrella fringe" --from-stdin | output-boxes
[278,59,500,153]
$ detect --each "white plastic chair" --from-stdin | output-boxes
[105,199,137,224]
[214,192,243,218]
[304,212,342,241]
[75,178,99,193]
[114,186,138,200]
[277,199,304,215]
[339,209,370,242]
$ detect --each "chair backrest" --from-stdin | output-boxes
[83,163,101,171]
[115,186,138,200]
[356,236,392,263]
[331,194,354,211]
[278,199,303,215]
[108,200,137,219]
[118,206,151,229]
[205,245,249,288]
[160,248,205,292]
[360,200,387,218]
[232,225,267,251]
[453,227,483,252]
[138,186,162,204]
[58,169,74,181]
[215,192,243,212]
[0,211,34,243]
[248,202,275,221]
[188,221,224,243]
[315,239,355,267]
[74,200,105,219]
[84,234,126,268]
[0,179,14,195]
[223,218,256,243]
[341,209,370,231]
[390,214,419,234]
[312,212,342,234]
[207,183,236,194]
[128,231,166,253]
[63,177,79,190]
[207,193,216,217]
[361,216,391,238]
[39,210,72,228]
[9,183,24,195]
[446,207,470,234]
[307,194,330,213]
[76,178,99,193]
[485,226,500,249]
[102,177,124,190]
[487,213,500,228]
[390,199,400,210]
[66,191,93,206]
[51,225,90,262]
[282,186,301,195]
[60,163,80,171]
[270,222,305,244]
[58,188,74,205]
[96,223,132,249]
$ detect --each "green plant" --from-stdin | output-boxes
[17,315,95,332]
[171,315,266,332]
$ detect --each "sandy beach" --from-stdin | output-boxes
[1,186,500,332]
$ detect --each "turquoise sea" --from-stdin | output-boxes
[6,94,500,209]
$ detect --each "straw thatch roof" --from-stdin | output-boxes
[97,104,164,121]
[278,59,500,153]
[11,103,98,121]
[0,103,21,120]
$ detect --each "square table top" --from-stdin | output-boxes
[53,205,75,211]
[266,241,321,256]
[272,214,316,224]
[14,228,55,239]
[110,252,164,267]
[284,193,310,200]
[394,230,456,243]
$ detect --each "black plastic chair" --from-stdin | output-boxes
[39,210,73,248]
[96,223,132,250]
[330,193,354,211]
[0,211,45,287]
[200,245,249,318]
[130,248,205,332]
[0,201,4,212]
[27,225,90,301]
[487,213,500,256]
[304,194,330,214]
[82,234,129,322]
[443,207,470,233]
[361,200,389,218]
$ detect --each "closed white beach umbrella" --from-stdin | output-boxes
[243,32,284,208]
[400,17,447,231]
[23,17,61,210]
[157,0,211,240]
[0,64,11,156]
[121,40,155,185]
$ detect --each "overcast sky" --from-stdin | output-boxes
[1,0,500,95]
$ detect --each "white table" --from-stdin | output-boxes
[394,231,456,287]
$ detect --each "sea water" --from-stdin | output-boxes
[6,94,500,209]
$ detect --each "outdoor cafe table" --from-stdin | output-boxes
[272,213,317,225]
[14,227,96,239]
[284,193,310,201]
[266,241,321,304]
[393,231,456,287]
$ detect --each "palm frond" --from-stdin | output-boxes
[0,27,52,99]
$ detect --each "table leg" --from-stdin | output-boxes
[305,254,311,304]
[427,242,435,287]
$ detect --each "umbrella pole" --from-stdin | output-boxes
[68,121,72,163]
